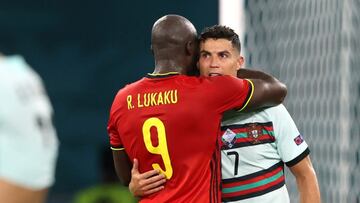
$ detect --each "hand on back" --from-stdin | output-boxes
[129,159,166,197]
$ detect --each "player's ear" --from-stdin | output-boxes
[236,56,245,70]
[186,38,199,56]
[185,41,194,56]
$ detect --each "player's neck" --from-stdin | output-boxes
[153,60,186,74]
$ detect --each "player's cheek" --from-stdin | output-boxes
[198,62,208,75]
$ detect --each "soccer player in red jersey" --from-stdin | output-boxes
[107,15,286,203]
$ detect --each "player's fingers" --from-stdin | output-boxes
[142,176,166,191]
[140,169,161,179]
[143,173,166,186]
[131,158,139,174]
[143,185,165,196]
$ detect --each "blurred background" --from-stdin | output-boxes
[0,0,359,202]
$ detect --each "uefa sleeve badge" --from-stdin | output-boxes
[294,134,304,145]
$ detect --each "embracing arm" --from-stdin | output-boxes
[237,68,287,110]
[112,151,165,197]
[289,155,321,203]
[112,150,132,186]
[128,159,166,197]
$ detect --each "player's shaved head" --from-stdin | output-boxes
[151,14,198,74]
[152,15,197,50]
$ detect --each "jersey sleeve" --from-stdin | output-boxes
[107,95,125,151]
[270,104,309,167]
[209,76,253,114]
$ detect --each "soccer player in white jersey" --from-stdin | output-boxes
[127,25,321,203]
[196,25,321,203]
[0,54,59,203]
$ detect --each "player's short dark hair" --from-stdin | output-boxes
[199,25,241,52]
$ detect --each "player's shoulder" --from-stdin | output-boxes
[116,77,145,95]
[263,104,294,123]
[206,75,240,82]
[263,104,287,113]
[0,55,38,81]
[0,56,32,90]
[197,75,248,88]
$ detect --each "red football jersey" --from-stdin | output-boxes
[107,72,252,203]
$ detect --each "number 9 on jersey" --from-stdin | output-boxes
[142,117,173,179]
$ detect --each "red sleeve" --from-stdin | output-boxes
[207,76,253,114]
[107,95,124,150]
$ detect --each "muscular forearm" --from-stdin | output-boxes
[296,173,321,203]
[237,68,287,110]
[290,156,321,203]
[112,150,132,186]
[237,68,276,81]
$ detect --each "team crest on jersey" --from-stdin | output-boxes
[246,123,263,144]
[222,129,237,148]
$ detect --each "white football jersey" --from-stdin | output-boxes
[0,55,59,190]
[220,104,309,203]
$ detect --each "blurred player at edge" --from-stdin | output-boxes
[0,54,59,203]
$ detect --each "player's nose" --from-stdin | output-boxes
[209,56,220,68]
